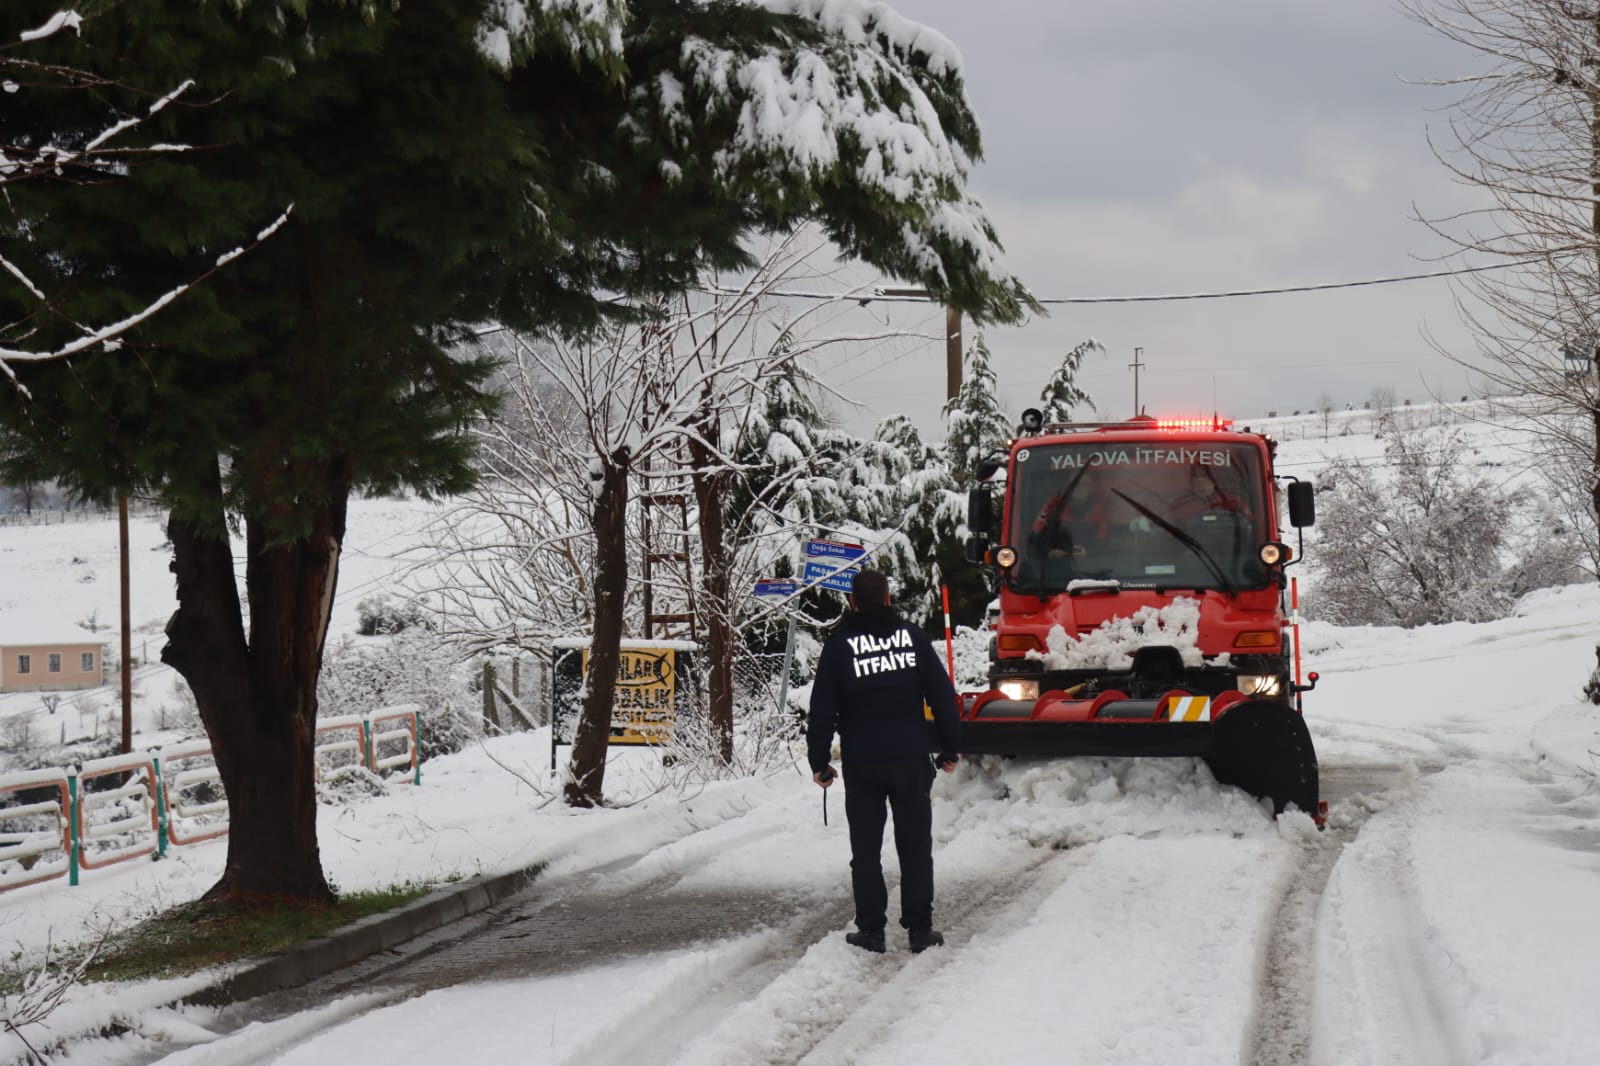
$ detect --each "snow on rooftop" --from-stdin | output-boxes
[0,609,105,647]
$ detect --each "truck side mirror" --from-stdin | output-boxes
[1287,480,1315,527]
[967,487,994,535]
[966,487,994,564]
[974,453,1005,482]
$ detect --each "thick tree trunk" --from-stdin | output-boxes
[567,451,630,806]
[689,436,735,765]
[161,455,348,903]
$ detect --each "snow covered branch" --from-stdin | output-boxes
[1,207,294,393]
[0,9,278,388]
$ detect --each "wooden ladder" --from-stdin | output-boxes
[640,490,698,642]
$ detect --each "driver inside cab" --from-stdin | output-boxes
[1174,464,1243,525]
[1031,463,1127,559]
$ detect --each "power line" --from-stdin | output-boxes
[1036,262,1513,304]
[705,261,1516,307]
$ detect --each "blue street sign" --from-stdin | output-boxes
[751,578,800,600]
[804,538,867,562]
[803,558,859,594]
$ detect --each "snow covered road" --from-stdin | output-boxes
[100,757,1445,1066]
[6,507,1600,1066]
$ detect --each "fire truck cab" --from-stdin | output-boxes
[957,410,1319,815]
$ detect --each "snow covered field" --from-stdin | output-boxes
[3,401,1599,1065]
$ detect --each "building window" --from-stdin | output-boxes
[81,652,95,672]
[48,653,61,673]
[17,654,29,674]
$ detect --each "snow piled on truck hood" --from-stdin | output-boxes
[1032,596,1205,671]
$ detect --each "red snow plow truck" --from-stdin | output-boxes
[955,411,1319,815]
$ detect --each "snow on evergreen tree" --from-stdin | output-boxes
[730,359,850,563]
[1038,338,1102,425]
[942,332,1013,485]
[729,370,964,629]
[0,0,1035,889]
[853,414,962,626]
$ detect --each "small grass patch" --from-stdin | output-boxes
[83,883,433,984]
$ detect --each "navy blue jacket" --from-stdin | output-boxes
[807,606,961,772]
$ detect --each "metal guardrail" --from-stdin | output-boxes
[0,705,423,892]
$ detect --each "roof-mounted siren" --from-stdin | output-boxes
[1018,408,1044,437]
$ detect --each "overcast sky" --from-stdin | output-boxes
[808,0,1496,439]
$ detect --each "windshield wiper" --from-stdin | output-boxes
[1067,578,1121,596]
[1111,490,1236,595]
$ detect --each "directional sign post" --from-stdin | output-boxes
[751,540,870,719]
[801,539,867,594]
[750,577,803,719]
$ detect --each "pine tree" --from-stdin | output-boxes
[0,0,1033,901]
[1039,339,1102,425]
[942,332,1013,486]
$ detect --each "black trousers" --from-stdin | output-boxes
[842,755,936,934]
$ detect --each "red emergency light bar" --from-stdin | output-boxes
[1153,416,1234,431]
[1024,409,1239,437]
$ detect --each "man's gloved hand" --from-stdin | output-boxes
[935,753,960,773]
[813,765,836,788]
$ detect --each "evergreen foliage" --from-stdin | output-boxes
[1039,338,1102,425]
[941,332,1012,486]
[0,0,1032,895]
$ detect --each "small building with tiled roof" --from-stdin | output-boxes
[0,611,106,693]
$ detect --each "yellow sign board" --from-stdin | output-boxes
[583,646,677,745]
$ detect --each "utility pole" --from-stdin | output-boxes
[945,306,963,402]
[1130,346,1145,417]
[877,287,962,400]
[118,492,131,754]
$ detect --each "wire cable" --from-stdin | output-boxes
[702,261,1517,306]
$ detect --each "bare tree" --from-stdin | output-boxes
[3,481,43,515]
[434,234,928,803]
[1307,425,1581,625]
[1404,0,1600,691]
[1315,390,1335,441]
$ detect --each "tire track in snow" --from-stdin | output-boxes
[1248,761,1437,1066]
[641,844,1073,1066]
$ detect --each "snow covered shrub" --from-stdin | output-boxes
[1307,428,1574,626]
[355,593,431,636]
[316,766,389,806]
[319,628,478,761]
[151,679,201,735]
[0,712,36,761]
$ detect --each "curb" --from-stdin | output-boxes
[183,861,546,1008]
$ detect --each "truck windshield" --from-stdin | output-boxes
[1007,440,1271,594]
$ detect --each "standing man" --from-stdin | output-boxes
[809,569,962,954]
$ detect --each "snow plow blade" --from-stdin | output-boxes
[938,697,1318,816]
[1203,699,1318,816]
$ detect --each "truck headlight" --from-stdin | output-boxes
[1236,674,1281,697]
[997,679,1040,701]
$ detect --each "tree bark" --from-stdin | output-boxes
[160,454,348,903]
[689,433,735,765]
[567,450,629,806]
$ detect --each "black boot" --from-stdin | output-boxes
[846,929,886,953]
[908,928,944,954]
